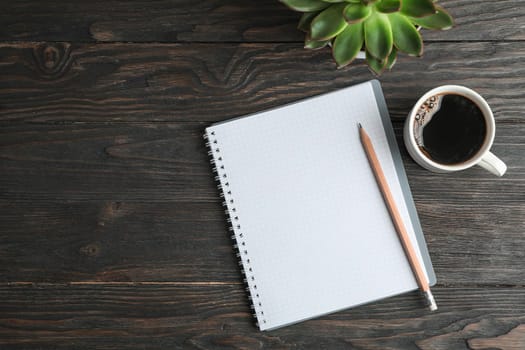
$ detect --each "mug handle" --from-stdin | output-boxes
[477,151,507,176]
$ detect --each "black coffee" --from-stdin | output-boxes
[413,93,487,165]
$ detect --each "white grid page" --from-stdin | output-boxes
[208,81,427,331]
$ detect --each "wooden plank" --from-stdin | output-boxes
[1,199,523,285]
[0,42,525,123]
[1,122,522,202]
[1,0,523,42]
[0,0,300,42]
[0,284,524,349]
[0,200,241,283]
[0,122,211,202]
[0,42,523,124]
[0,124,523,283]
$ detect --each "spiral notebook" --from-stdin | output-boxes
[204,80,436,331]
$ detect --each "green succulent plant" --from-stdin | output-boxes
[281,0,453,74]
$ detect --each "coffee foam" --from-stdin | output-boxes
[412,94,443,155]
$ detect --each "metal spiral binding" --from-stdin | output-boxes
[203,130,267,327]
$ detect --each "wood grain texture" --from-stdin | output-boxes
[0,123,523,284]
[0,200,240,283]
[0,200,523,285]
[1,0,524,42]
[0,42,523,124]
[1,284,524,349]
[1,123,522,202]
[468,325,525,350]
[0,122,210,201]
[1,0,524,347]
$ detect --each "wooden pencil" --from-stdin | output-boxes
[358,123,437,311]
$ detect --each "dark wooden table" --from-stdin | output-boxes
[1,1,524,349]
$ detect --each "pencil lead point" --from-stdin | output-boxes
[358,122,362,129]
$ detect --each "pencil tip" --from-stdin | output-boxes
[358,122,362,129]
[424,290,438,312]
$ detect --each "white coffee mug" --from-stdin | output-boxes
[403,85,507,176]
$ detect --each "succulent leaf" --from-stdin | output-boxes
[400,0,436,18]
[310,4,348,40]
[280,0,330,12]
[389,13,422,56]
[375,0,401,13]
[343,3,372,23]
[386,47,397,70]
[333,23,364,68]
[366,50,387,75]
[410,6,453,30]
[364,12,393,60]
[305,36,330,49]
[298,12,321,32]
[321,0,348,2]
